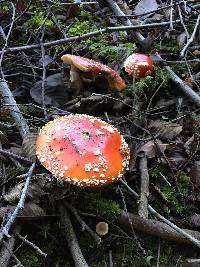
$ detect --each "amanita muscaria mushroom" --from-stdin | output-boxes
[61,54,126,91]
[35,114,130,187]
[124,53,153,78]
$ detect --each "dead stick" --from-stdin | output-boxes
[0,163,35,243]
[0,80,29,139]
[138,155,149,218]
[120,179,200,248]
[118,211,200,244]
[58,203,89,267]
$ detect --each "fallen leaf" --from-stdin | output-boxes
[4,183,45,203]
[138,139,167,158]
[22,132,37,161]
[191,214,200,227]
[182,258,200,267]
[38,55,52,67]
[177,32,187,48]
[0,203,45,218]
[134,0,158,15]
[30,73,70,107]
[189,161,200,187]
[149,120,182,140]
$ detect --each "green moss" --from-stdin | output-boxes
[83,193,121,221]
[162,185,184,215]
[134,66,171,94]
[177,171,190,195]
[68,20,92,36]
[19,250,41,267]
[149,164,168,179]
[25,11,53,28]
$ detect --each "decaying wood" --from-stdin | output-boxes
[58,203,89,267]
[118,211,200,244]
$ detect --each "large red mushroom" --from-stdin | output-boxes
[61,54,126,92]
[35,114,130,187]
[124,53,153,78]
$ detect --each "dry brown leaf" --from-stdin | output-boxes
[177,32,187,48]
[22,132,37,161]
[4,183,45,203]
[138,140,167,158]
[30,73,70,107]
[0,130,8,144]
[191,214,200,227]
[19,202,45,217]
[182,258,200,267]
[149,120,182,140]
[134,0,158,15]
[0,203,45,218]
[189,161,200,187]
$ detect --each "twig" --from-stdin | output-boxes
[0,163,35,243]
[58,203,89,267]
[156,54,200,107]
[40,28,48,119]
[0,80,30,139]
[169,0,174,30]
[120,179,200,248]
[105,0,145,43]
[63,201,101,245]
[180,14,200,56]
[178,5,189,38]
[118,210,200,244]
[138,154,149,219]
[17,233,47,258]
[0,20,180,55]
[0,2,16,78]
[2,239,24,267]
[0,149,33,164]
[0,225,21,267]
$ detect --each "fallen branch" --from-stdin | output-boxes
[156,54,200,107]
[0,80,30,139]
[17,233,47,258]
[120,179,200,248]
[138,154,149,219]
[118,211,200,244]
[58,203,89,267]
[180,14,200,57]
[0,225,21,267]
[0,21,180,55]
[64,201,101,245]
[0,163,35,243]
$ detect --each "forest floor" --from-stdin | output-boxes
[0,0,200,266]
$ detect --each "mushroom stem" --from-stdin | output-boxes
[70,65,83,96]
[132,74,138,113]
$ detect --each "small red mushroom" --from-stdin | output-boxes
[35,114,130,187]
[124,53,153,79]
[61,54,126,91]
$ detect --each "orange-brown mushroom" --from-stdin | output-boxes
[35,114,130,187]
[61,54,126,91]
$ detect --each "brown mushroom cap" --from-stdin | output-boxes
[61,54,126,91]
[35,114,130,187]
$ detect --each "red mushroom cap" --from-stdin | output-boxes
[124,53,153,78]
[61,54,126,91]
[35,114,130,187]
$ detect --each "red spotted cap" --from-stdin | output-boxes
[124,53,153,78]
[61,54,126,91]
[35,114,130,187]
